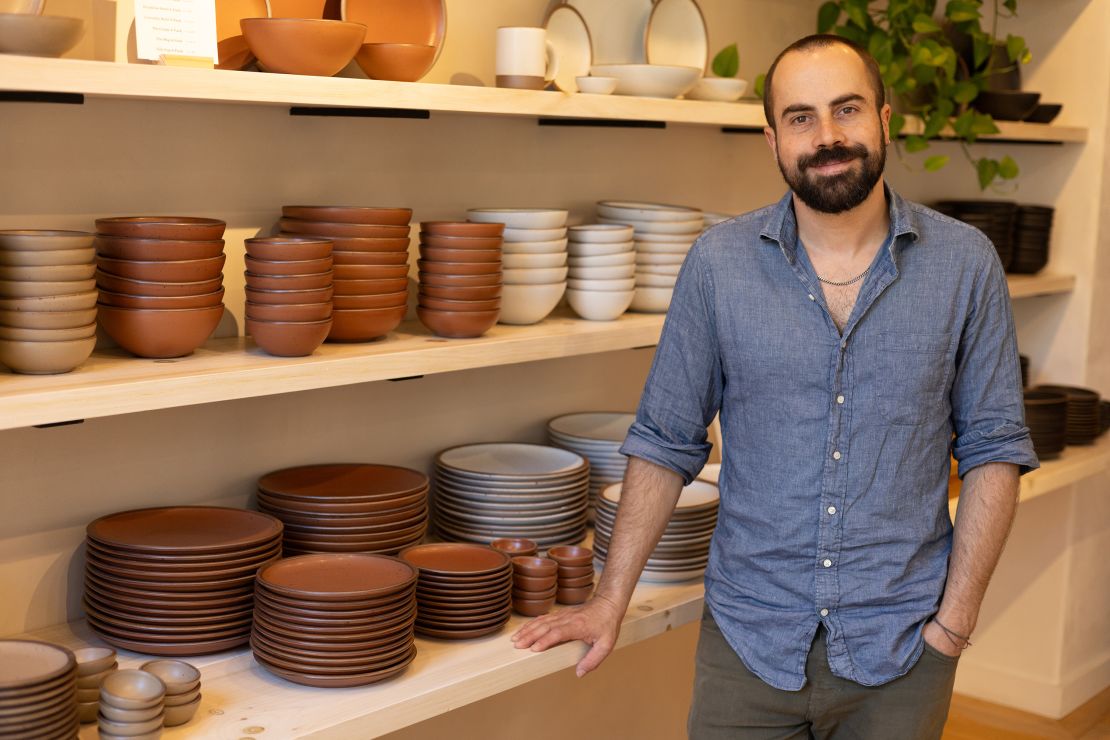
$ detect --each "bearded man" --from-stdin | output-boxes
[513,34,1038,739]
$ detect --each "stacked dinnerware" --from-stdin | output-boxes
[278,206,412,342]
[1034,384,1102,446]
[0,640,78,739]
[702,211,734,228]
[1010,205,1053,274]
[510,555,557,616]
[98,669,164,738]
[244,236,333,356]
[547,545,595,605]
[490,537,538,558]
[933,200,1017,270]
[251,553,419,688]
[256,464,429,556]
[547,412,635,511]
[1024,389,1068,460]
[400,543,513,640]
[594,479,719,583]
[433,443,590,546]
[74,647,117,723]
[466,209,568,326]
[597,200,703,314]
[139,660,201,727]
[83,506,283,655]
[417,219,503,337]
[0,229,97,374]
[94,217,226,358]
[565,224,635,321]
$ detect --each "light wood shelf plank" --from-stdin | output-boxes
[1006,273,1076,299]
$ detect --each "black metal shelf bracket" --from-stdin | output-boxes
[0,91,84,105]
[290,106,430,119]
[538,117,666,129]
[720,126,764,135]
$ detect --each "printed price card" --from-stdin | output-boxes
[134,0,218,63]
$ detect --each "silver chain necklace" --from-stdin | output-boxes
[816,268,869,287]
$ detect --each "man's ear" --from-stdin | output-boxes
[880,102,892,145]
[763,125,777,155]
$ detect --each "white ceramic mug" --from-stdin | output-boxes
[495,27,559,90]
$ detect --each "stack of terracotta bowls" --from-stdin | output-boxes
[565,224,635,321]
[256,464,429,556]
[547,545,595,605]
[244,236,334,356]
[416,220,502,337]
[548,412,635,512]
[94,217,226,358]
[510,555,558,616]
[251,553,419,687]
[98,669,165,738]
[278,206,412,342]
[140,660,201,727]
[74,647,117,724]
[0,229,98,374]
[83,506,283,655]
[400,543,513,640]
[0,640,78,738]
[433,443,590,546]
[595,480,719,582]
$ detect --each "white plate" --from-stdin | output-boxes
[435,468,589,489]
[563,0,653,65]
[634,230,701,243]
[644,0,708,73]
[467,209,569,229]
[597,200,701,222]
[589,63,700,99]
[549,431,625,449]
[601,479,718,511]
[599,217,703,234]
[568,224,635,243]
[502,239,569,254]
[635,272,678,287]
[503,226,568,243]
[634,240,693,254]
[544,3,592,93]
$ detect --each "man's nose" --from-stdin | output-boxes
[814,114,845,148]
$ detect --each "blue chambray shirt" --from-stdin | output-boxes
[620,186,1039,690]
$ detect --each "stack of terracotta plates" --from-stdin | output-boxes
[417,221,503,338]
[594,480,719,583]
[1034,384,1102,445]
[278,206,412,342]
[1024,388,1068,459]
[399,543,512,640]
[256,464,429,556]
[251,553,419,687]
[547,412,634,511]
[433,443,590,546]
[0,640,78,738]
[83,506,283,655]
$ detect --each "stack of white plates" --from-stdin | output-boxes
[468,209,568,325]
[432,443,590,546]
[597,200,703,313]
[547,412,634,510]
[565,225,636,321]
[702,212,734,228]
[594,479,718,582]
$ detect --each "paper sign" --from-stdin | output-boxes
[134,0,218,63]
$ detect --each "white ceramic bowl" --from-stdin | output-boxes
[501,238,569,254]
[575,75,617,94]
[568,264,635,280]
[567,277,635,292]
[685,77,748,102]
[567,241,633,257]
[597,201,701,223]
[599,217,702,234]
[568,224,634,243]
[565,288,635,320]
[467,209,568,229]
[635,252,686,265]
[634,231,701,243]
[0,13,84,57]
[634,240,693,254]
[568,252,635,267]
[498,282,566,325]
[630,286,674,312]
[589,64,700,99]
[503,226,568,243]
[502,266,568,285]
[501,252,567,269]
[637,263,682,276]
[636,272,679,287]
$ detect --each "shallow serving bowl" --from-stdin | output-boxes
[355,42,435,81]
[497,282,565,326]
[0,335,95,374]
[589,64,700,99]
[565,288,634,321]
[0,246,94,266]
[0,12,85,57]
[0,229,93,251]
[241,18,366,77]
[685,77,747,102]
[0,307,96,329]
[95,217,225,241]
[466,209,568,230]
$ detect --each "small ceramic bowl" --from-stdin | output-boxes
[98,711,164,737]
[490,538,538,557]
[94,236,224,262]
[77,699,99,724]
[512,596,556,617]
[556,584,593,605]
[245,301,332,322]
[76,662,119,689]
[512,584,557,601]
[0,263,95,282]
[244,255,333,276]
[0,322,95,342]
[556,563,595,579]
[558,573,594,588]
[99,701,163,723]
[355,42,436,81]
[0,307,96,330]
[245,236,333,261]
[0,335,95,374]
[510,556,558,578]
[575,75,617,94]
[163,686,200,707]
[416,306,499,339]
[513,572,557,591]
[139,659,201,695]
[164,693,202,727]
[547,545,594,567]
[245,285,333,305]
[100,669,166,710]
[75,686,101,702]
[247,317,332,357]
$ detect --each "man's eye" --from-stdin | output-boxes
[791,115,809,125]
[839,106,858,115]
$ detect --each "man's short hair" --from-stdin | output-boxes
[763,34,886,129]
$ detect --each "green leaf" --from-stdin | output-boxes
[913,14,942,33]
[977,158,999,190]
[754,72,766,99]
[998,155,1019,179]
[833,23,866,44]
[924,154,950,171]
[885,60,904,87]
[889,112,906,140]
[1006,34,1025,63]
[913,64,937,84]
[945,0,981,22]
[817,1,840,33]
[972,35,991,68]
[971,111,1000,135]
[1021,48,1032,64]
[935,98,955,119]
[712,43,740,78]
[1003,0,1018,13]
[953,80,979,103]
[905,135,930,153]
[952,109,975,138]
[923,110,948,138]
[844,3,870,29]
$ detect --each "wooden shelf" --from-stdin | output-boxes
[0,56,1089,142]
[1006,273,1076,299]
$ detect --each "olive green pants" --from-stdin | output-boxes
[688,607,959,739]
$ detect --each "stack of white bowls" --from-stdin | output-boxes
[597,201,703,314]
[467,209,568,325]
[547,411,635,511]
[702,211,734,228]
[565,224,636,321]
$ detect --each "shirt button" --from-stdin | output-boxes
[836,395,845,404]
[823,559,833,568]
[820,608,829,617]
[840,341,847,349]
[827,506,837,515]
[832,451,842,460]
[808,294,815,301]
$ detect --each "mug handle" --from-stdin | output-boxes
[544,40,560,85]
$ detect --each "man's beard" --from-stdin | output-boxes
[777,141,886,214]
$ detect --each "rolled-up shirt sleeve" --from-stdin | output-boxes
[949,244,1040,479]
[620,242,724,484]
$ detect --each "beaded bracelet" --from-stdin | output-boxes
[933,617,973,650]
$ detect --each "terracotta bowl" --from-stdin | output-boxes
[98,288,224,310]
[245,301,332,322]
[555,563,595,579]
[245,237,333,261]
[512,584,558,601]
[163,694,201,727]
[418,247,501,264]
[419,233,503,250]
[513,572,557,591]
[281,206,412,225]
[245,271,332,291]
[327,305,406,342]
[0,323,95,342]
[96,255,226,283]
[313,236,410,253]
[354,42,436,82]
[490,538,538,557]
[0,290,98,312]
[96,304,224,358]
[417,306,499,339]
[332,290,408,309]
[0,336,95,374]
[418,271,502,288]
[279,218,409,239]
[0,246,94,267]
[95,271,223,297]
[248,318,332,357]
[0,277,95,298]
[333,277,408,296]
[94,236,225,262]
[240,18,366,77]
[0,307,96,329]
[245,255,333,276]
[0,229,94,251]
[0,263,95,282]
[417,295,500,312]
[332,250,411,266]
[510,556,558,578]
[547,545,594,567]
[95,217,226,241]
[558,573,595,588]
[512,595,555,617]
[246,285,334,305]
[416,259,501,276]
[419,283,501,301]
[556,584,593,605]
[421,222,505,238]
[334,264,408,280]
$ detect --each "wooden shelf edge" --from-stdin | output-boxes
[1006,273,1076,299]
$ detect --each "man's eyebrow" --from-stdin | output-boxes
[780,93,867,120]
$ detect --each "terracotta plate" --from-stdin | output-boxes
[399,543,509,576]
[83,587,253,618]
[258,553,418,601]
[88,631,250,657]
[216,0,269,70]
[259,464,428,500]
[83,575,254,604]
[259,500,427,528]
[281,206,412,225]
[255,584,412,613]
[85,565,260,593]
[416,568,512,587]
[253,625,414,653]
[252,612,414,643]
[341,0,443,47]
[85,535,279,564]
[252,631,412,665]
[84,606,253,636]
[84,549,277,581]
[414,621,508,641]
[0,641,75,691]
[84,594,253,626]
[86,507,283,554]
[86,614,250,643]
[255,601,415,633]
[251,637,412,674]
[253,645,416,687]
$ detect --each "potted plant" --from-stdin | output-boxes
[686,43,748,102]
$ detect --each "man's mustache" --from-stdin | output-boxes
[799,144,870,172]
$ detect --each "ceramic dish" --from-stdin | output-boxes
[216,0,269,69]
[589,63,699,98]
[88,507,282,554]
[644,0,708,72]
[565,0,652,65]
[466,209,568,230]
[543,3,592,93]
[0,12,84,57]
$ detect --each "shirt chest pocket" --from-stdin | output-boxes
[878,332,954,426]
